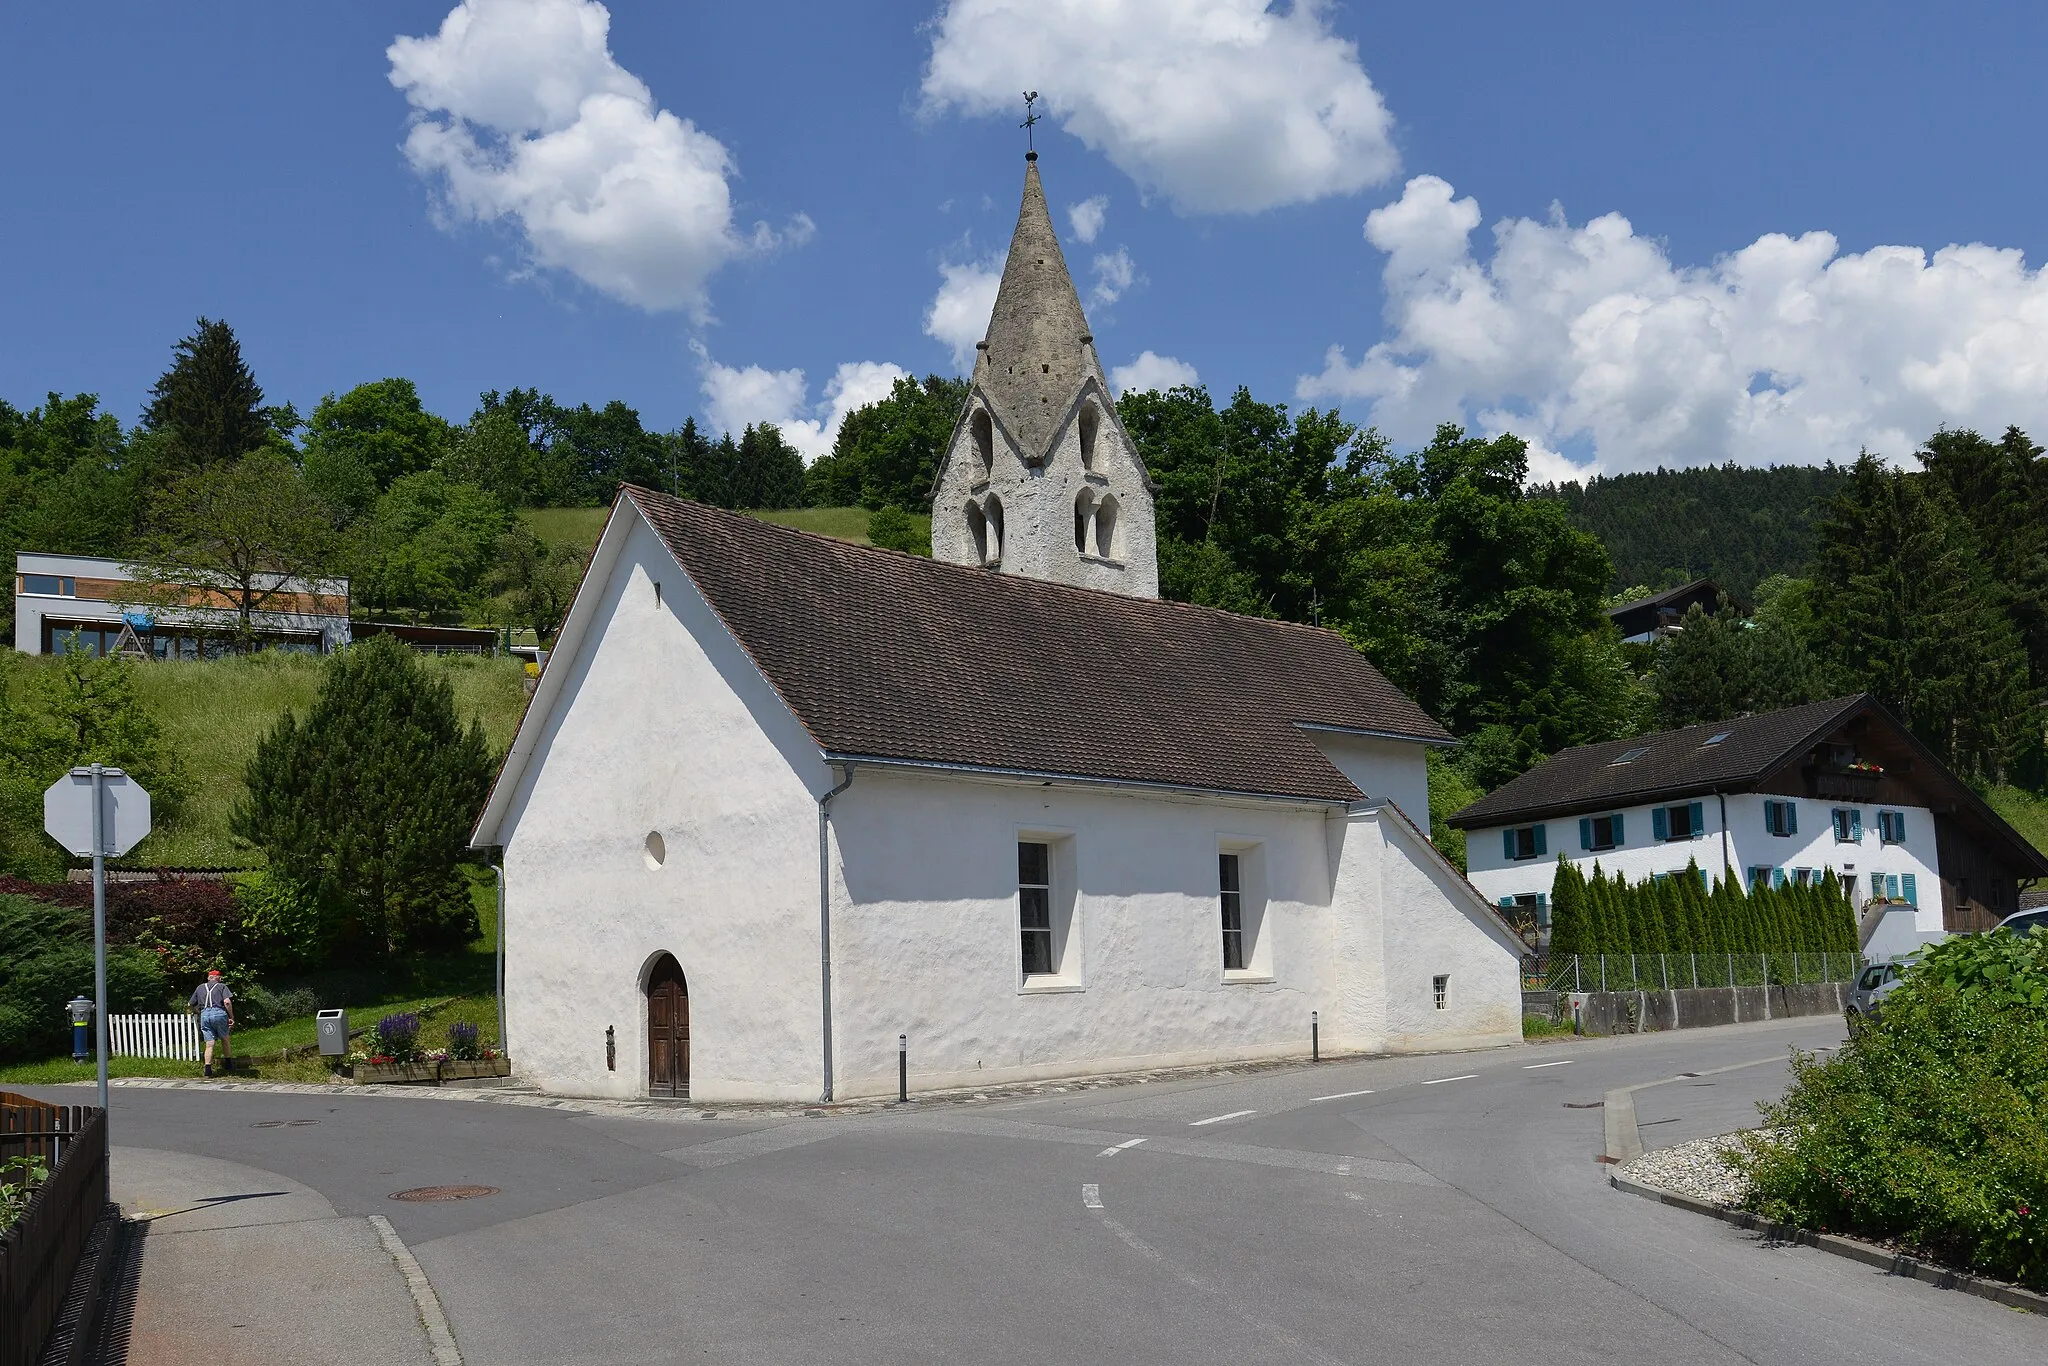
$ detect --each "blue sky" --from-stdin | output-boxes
[4,1,2047,478]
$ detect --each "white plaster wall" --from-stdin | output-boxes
[822,770,1327,1096]
[1466,793,1942,929]
[497,517,830,1102]
[931,378,1159,599]
[1305,733,1432,829]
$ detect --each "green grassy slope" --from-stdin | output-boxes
[12,652,530,868]
[520,504,931,552]
[1984,786,2048,861]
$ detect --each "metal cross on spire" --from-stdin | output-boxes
[1020,91,1040,151]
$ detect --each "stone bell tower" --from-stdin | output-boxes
[929,153,1159,598]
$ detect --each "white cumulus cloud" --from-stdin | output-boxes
[1068,195,1108,243]
[1090,247,1138,309]
[389,0,801,314]
[1299,174,2048,475]
[925,257,1003,370]
[697,350,909,463]
[922,0,1398,214]
[1111,351,1200,396]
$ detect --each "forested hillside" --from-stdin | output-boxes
[1532,463,1847,601]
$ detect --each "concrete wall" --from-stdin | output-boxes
[1466,792,1942,930]
[1560,982,1847,1036]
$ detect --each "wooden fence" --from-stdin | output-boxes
[0,1092,108,1366]
[110,1012,200,1062]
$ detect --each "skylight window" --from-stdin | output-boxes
[1611,746,1651,765]
[1702,732,1733,747]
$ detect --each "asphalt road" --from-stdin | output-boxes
[31,1015,2046,1365]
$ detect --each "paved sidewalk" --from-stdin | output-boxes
[115,1146,443,1366]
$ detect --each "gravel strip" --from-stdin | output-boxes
[1617,1132,1759,1207]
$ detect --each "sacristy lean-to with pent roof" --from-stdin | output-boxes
[471,154,1524,1105]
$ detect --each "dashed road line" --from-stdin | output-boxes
[1421,1074,1476,1085]
[1081,1183,1103,1209]
[1189,1109,1258,1126]
[1310,1088,1376,1102]
[1523,1060,1574,1070]
[1096,1137,1148,1157]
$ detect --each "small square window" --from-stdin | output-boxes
[1432,974,1449,1010]
[1504,824,1546,861]
[1877,810,1907,845]
[1764,800,1797,837]
[1580,813,1624,852]
[1831,808,1862,843]
[1701,731,1732,747]
[1610,746,1650,765]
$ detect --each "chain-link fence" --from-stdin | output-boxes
[1542,951,1861,993]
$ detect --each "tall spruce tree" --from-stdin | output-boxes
[1585,863,1613,954]
[1547,857,1584,958]
[232,636,493,952]
[143,317,273,473]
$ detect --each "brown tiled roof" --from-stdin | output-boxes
[627,488,1449,802]
[1447,698,1865,828]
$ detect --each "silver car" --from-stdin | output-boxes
[1845,959,1906,1035]
[1994,908,2048,937]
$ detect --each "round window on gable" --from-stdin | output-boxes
[644,831,666,870]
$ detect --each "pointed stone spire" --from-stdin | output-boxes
[972,153,1095,464]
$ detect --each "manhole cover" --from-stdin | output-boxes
[389,1185,499,1202]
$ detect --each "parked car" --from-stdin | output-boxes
[1993,907,2048,937]
[1845,959,1907,1035]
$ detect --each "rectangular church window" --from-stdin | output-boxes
[1019,841,1053,976]
[1220,853,1244,971]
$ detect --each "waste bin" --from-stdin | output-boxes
[316,1008,349,1056]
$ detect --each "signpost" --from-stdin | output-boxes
[44,765,151,1110]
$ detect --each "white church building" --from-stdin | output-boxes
[470,154,1524,1103]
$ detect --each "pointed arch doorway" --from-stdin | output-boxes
[645,953,689,1098]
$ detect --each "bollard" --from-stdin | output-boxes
[606,1025,616,1072]
[897,1033,908,1103]
[68,996,92,1063]
[1311,1010,1320,1062]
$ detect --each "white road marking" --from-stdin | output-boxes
[1523,1060,1574,1069]
[1310,1088,1375,1102]
[1189,1109,1258,1126]
[1081,1183,1103,1209]
[1095,1137,1149,1157]
[1421,1074,1476,1085]
[1336,1162,1351,1175]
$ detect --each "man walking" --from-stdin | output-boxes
[189,968,234,1077]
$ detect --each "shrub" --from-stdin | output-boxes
[446,1020,482,1061]
[1735,929,2048,1289]
[374,1011,422,1064]
[232,871,328,971]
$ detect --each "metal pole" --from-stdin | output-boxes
[91,763,108,1111]
[494,863,508,1058]
[898,1033,908,1104]
[1690,953,1698,990]
[1311,1011,1320,1062]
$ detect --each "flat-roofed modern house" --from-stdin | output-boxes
[13,551,351,657]
[1451,695,2048,937]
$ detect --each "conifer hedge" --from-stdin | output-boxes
[1546,855,1859,958]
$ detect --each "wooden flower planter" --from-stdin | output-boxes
[351,1057,511,1085]
[353,1061,440,1085]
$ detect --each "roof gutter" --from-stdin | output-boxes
[1292,721,1458,748]
[816,752,1349,809]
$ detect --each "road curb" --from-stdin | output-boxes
[1609,1172,2048,1317]
[370,1214,464,1365]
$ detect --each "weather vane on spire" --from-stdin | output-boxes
[1020,91,1040,152]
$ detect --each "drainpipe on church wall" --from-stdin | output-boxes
[1717,791,1730,876]
[817,763,856,1102]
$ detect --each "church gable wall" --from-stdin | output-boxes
[499,516,827,1102]
[1304,733,1431,832]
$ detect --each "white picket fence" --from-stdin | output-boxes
[110,1013,201,1061]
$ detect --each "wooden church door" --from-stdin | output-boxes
[646,955,689,1098]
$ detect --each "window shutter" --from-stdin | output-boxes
[1537,892,1549,925]
[1851,809,1862,841]
[1652,807,1669,841]
[1894,812,1904,841]
[1886,874,1899,899]
[1763,801,1774,833]
[1612,812,1624,843]
[1534,824,1547,856]
[1499,897,1514,909]
[1698,866,1710,890]
[1504,830,1516,860]
[1772,867,1786,890]
[1902,873,1917,906]
[1689,801,1704,835]
[1580,817,1592,851]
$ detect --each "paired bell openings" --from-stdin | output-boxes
[1073,488,1121,559]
